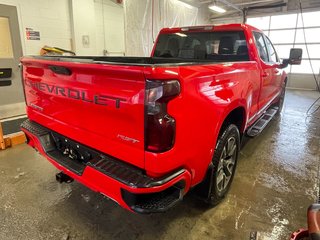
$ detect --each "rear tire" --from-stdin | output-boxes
[206,124,240,206]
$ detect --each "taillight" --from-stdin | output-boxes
[145,80,180,153]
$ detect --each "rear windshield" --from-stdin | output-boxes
[153,31,249,62]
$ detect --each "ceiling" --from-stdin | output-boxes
[179,0,320,21]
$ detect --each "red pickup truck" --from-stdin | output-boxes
[20,24,302,213]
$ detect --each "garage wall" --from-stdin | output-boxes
[287,74,319,90]
[0,0,124,57]
[0,0,72,118]
[197,5,211,26]
[0,0,209,58]
[94,0,125,56]
[123,0,200,57]
[70,0,125,56]
[0,0,72,55]
[70,0,97,55]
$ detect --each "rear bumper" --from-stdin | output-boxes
[21,119,191,213]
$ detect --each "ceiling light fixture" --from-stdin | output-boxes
[208,3,226,13]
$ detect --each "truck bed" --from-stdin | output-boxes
[27,55,247,66]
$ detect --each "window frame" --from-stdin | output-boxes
[252,31,269,63]
[0,17,14,59]
[264,35,280,64]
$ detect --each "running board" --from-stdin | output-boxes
[246,106,279,137]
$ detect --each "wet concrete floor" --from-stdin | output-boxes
[0,90,319,240]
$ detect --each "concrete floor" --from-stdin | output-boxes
[0,90,319,240]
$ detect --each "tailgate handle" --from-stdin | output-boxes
[49,65,72,76]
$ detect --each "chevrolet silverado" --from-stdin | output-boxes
[20,24,302,213]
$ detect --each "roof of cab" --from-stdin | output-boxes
[159,23,262,34]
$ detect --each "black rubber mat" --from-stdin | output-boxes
[1,117,27,135]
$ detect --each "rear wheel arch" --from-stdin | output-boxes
[281,76,288,88]
[194,123,241,205]
[275,77,288,114]
[218,106,247,137]
[193,106,246,201]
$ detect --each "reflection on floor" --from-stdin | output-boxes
[0,90,319,240]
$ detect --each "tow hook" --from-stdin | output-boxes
[56,172,74,183]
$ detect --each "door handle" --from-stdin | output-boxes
[262,72,269,78]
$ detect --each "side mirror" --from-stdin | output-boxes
[279,48,303,69]
[289,48,303,65]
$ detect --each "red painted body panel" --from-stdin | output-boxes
[20,23,287,212]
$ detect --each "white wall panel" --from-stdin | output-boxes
[123,0,199,57]
[94,0,125,56]
[70,0,97,55]
[0,0,72,55]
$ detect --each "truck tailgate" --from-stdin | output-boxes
[21,58,146,169]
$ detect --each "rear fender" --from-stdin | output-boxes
[193,100,247,190]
